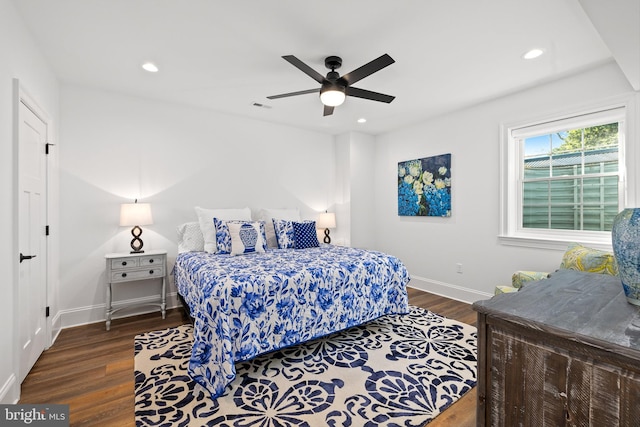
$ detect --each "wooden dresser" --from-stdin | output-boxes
[472,269,640,426]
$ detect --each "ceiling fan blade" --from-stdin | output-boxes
[323,105,334,116]
[341,54,395,86]
[346,86,395,103]
[267,88,319,100]
[282,55,325,84]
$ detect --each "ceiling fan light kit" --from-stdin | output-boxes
[268,53,395,116]
[320,83,346,107]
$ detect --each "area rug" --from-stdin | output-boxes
[134,306,477,427]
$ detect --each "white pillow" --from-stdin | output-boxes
[195,206,251,253]
[177,222,204,253]
[229,222,266,256]
[258,208,300,248]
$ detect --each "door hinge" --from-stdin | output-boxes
[45,143,55,155]
[46,225,50,236]
[46,306,50,317]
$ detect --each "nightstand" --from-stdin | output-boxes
[104,250,167,330]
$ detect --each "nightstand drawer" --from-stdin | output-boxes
[110,258,140,269]
[140,255,163,266]
[110,266,165,283]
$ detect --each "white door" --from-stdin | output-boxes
[18,100,48,383]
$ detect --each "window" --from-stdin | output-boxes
[522,122,619,231]
[500,100,634,250]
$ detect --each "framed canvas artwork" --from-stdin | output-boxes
[398,153,451,217]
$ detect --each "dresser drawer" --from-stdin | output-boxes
[110,266,165,283]
[110,257,140,269]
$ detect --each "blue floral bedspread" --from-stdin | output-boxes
[174,245,410,399]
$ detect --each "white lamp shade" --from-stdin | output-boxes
[120,203,153,226]
[317,212,336,229]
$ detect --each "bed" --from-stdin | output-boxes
[174,214,410,398]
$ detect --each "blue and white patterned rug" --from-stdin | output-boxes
[134,306,477,427]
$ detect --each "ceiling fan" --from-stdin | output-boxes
[267,54,396,116]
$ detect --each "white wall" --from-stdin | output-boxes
[331,131,377,249]
[334,133,351,247]
[348,132,376,249]
[58,85,336,326]
[0,0,59,403]
[374,61,636,302]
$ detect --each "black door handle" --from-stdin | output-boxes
[20,253,37,263]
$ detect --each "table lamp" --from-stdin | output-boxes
[317,212,336,244]
[120,200,153,253]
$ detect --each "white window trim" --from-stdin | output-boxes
[499,93,638,251]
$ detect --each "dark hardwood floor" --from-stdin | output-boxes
[19,288,478,426]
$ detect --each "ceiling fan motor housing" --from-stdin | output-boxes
[325,70,341,82]
[321,79,345,93]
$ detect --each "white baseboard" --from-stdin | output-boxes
[54,281,490,329]
[408,275,493,305]
[58,292,182,329]
[49,310,62,348]
[0,374,18,404]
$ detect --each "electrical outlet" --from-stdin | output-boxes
[456,263,463,274]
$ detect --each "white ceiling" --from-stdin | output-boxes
[11,0,637,135]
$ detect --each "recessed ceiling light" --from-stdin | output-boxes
[522,48,545,60]
[357,118,367,124]
[142,62,159,72]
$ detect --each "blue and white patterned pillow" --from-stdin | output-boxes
[229,222,266,256]
[293,221,319,249]
[272,218,296,249]
[214,218,267,254]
